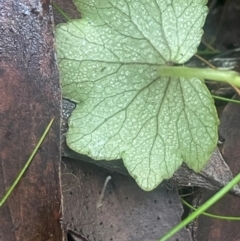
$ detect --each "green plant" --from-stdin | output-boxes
[56,0,240,191]
[0,118,54,207]
[159,173,240,240]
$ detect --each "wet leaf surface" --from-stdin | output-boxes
[0,1,62,240]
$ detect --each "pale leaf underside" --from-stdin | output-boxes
[56,0,219,190]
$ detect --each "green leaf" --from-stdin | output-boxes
[56,0,219,190]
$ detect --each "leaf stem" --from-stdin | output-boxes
[158,173,240,241]
[158,66,240,88]
[0,118,54,207]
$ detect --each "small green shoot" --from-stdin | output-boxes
[159,173,240,241]
[0,118,54,207]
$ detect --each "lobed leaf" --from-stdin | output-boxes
[56,0,219,190]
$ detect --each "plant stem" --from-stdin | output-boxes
[201,38,217,52]
[212,95,240,104]
[0,118,54,207]
[158,173,240,241]
[158,66,240,88]
[181,198,240,221]
[194,53,216,69]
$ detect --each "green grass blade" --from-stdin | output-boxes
[212,95,240,104]
[0,118,54,207]
[52,3,71,21]
[158,173,240,241]
[181,198,240,221]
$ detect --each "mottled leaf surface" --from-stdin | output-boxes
[56,0,219,190]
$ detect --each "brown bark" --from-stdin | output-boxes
[0,1,62,240]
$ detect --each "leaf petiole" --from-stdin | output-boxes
[0,118,54,207]
[159,66,240,88]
